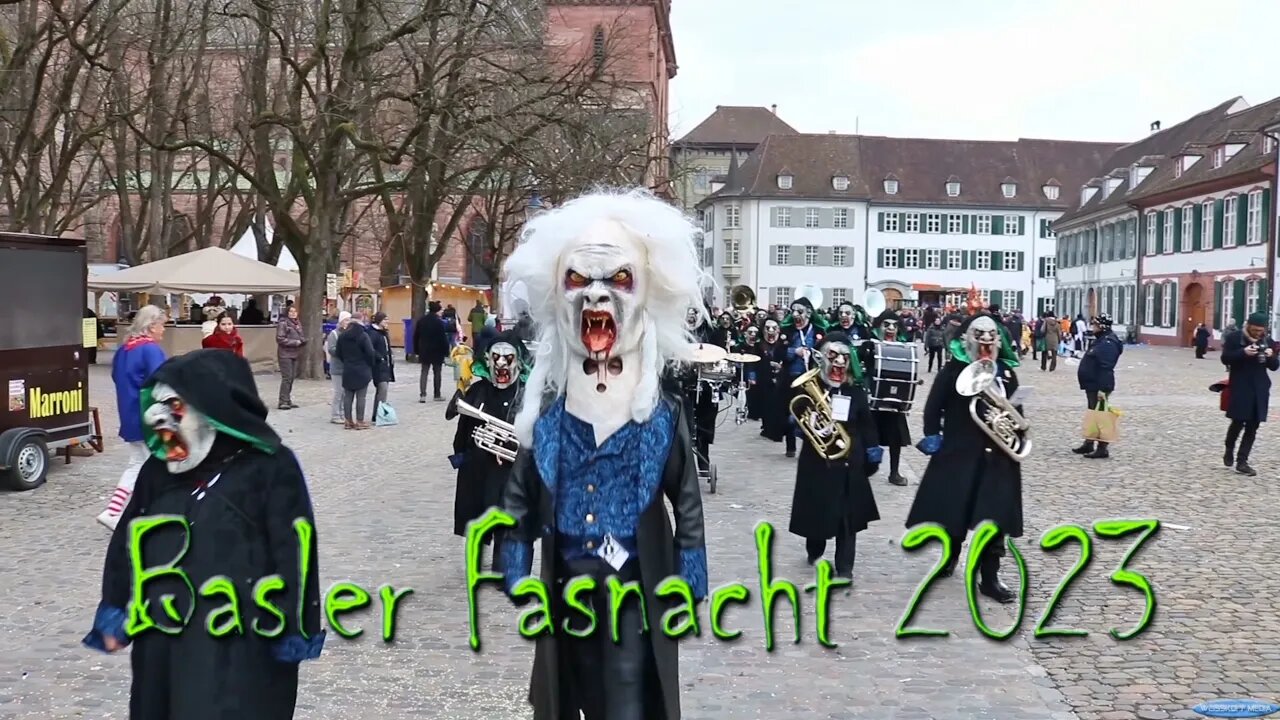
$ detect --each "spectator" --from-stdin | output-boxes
[413,301,450,402]
[325,312,353,424]
[368,312,396,411]
[337,313,375,429]
[275,305,306,410]
[468,300,487,344]
[201,312,245,357]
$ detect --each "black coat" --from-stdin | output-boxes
[788,383,881,540]
[368,326,396,384]
[501,392,703,720]
[1077,332,1122,393]
[413,313,450,363]
[450,380,520,537]
[1195,327,1211,349]
[906,358,1024,538]
[336,324,375,391]
[747,340,787,428]
[1221,330,1279,423]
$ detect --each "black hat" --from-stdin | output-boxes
[874,309,900,327]
[790,296,814,311]
[1092,313,1113,329]
[1247,312,1268,327]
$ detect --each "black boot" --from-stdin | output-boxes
[1084,442,1109,459]
[1223,446,1235,467]
[978,555,1016,604]
[1236,462,1257,477]
[1072,440,1095,454]
[888,473,908,486]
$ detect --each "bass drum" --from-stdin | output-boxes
[869,341,920,412]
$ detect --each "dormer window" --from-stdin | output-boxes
[1000,180,1016,198]
[883,175,899,194]
[833,175,850,191]
[945,177,961,197]
[777,174,793,190]
[1265,135,1277,155]
[1043,184,1060,200]
[1104,176,1122,197]
[1225,143,1245,162]
[1213,147,1225,168]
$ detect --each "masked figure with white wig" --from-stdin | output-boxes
[499,189,709,720]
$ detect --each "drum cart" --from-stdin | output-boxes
[691,379,718,494]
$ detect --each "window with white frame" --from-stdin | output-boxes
[947,215,962,233]
[1221,281,1234,328]
[1126,220,1136,256]
[1043,297,1056,314]
[905,213,921,233]
[778,207,792,228]
[833,246,847,267]
[904,248,921,268]
[946,291,965,307]
[1181,207,1194,252]
[1247,190,1263,244]
[831,288,848,304]
[976,215,992,234]
[1163,209,1174,254]
[946,181,961,197]
[833,207,849,229]
[804,245,819,265]
[1004,289,1019,310]
[1201,200,1214,250]
[1265,136,1277,155]
[884,212,900,232]
[833,176,849,191]
[978,289,990,305]
[1003,252,1018,271]
[1042,256,1056,279]
[805,208,820,228]
[1212,147,1225,168]
[1161,281,1173,326]
[926,213,942,233]
[1002,182,1017,198]
[926,248,941,269]
[776,286,792,306]
[1003,215,1019,235]
[884,179,899,194]
[883,249,900,269]
[1145,212,1157,254]
[725,204,740,228]
[775,245,789,265]
[778,174,793,189]
[1247,278,1261,315]
[947,249,962,270]
[1144,284,1155,326]
[976,250,992,270]
[724,238,740,265]
[1224,196,1238,247]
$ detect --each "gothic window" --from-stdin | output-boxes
[592,26,606,75]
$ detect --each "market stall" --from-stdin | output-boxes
[87,247,300,373]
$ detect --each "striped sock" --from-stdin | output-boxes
[105,487,131,516]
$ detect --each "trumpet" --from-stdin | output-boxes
[455,398,520,464]
[955,359,1031,462]
[788,368,853,461]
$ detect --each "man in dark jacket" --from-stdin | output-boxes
[413,301,450,402]
[1220,312,1278,476]
[1074,313,1123,459]
[1194,323,1211,359]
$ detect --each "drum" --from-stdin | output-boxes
[870,341,920,412]
[697,359,737,383]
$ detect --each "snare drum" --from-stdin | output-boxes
[869,341,920,412]
[697,359,737,383]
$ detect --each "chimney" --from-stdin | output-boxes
[1150,120,1161,132]
[829,130,836,134]
[771,104,777,115]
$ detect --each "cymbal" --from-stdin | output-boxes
[725,352,761,363]
[689,343,728,363]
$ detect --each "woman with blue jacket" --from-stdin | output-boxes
[1074,314,1123,459]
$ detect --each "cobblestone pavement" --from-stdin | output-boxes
[0,345,1275,719]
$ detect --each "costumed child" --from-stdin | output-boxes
[499,189,709,720]
[83,349,324,719]
[788,331,881,579]
[447,330,530,569]
[859,310,915,486]
[908,313,1024,604]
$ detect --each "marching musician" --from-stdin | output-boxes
[751,318,790,440]
[711,311,737,349]
[787,332,881,580]
[783,296,826,458]
[861,310,914,486]
[447,330,529,570]
[835,301,872,341]
[1073,314,1123,460]
[1220,312,1278,477]
[681,307,722,468]
[908,313,1023,604]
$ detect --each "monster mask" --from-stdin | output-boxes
[755,309,768,324]
[142,382,217,473]
[488,342,519,389]
[773,307,787,322]
[685,308,700,331]
[791,302,812,329]
[837,303,856,329]
[763,319,781,343]
[816,339,853,387]
[745,326,760,345]
[718,313,733,329]
[559,220,645,361]
[964,315,1001,363]
[880,318,899,341]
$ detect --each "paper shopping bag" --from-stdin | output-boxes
[1081,399,1120,443]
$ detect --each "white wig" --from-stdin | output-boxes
[503,188,712,442]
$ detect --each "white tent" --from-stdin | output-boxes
[230,221,297,271]
[86,246,300,294]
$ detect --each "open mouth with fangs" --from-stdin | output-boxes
[581,310,617,356]
[828,366,847,384]
[976,342,996,361]
[494,367,513,385]
[155,427,190,462]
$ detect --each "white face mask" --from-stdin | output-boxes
[791,305,811,328]
[559,221,645,361]
[143,382,217,473]
[487,342,519,389]
[965,316,1000,362]
[817,341,852,387]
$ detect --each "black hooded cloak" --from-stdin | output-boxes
[84,350,323,720]
[906,314,1024,538]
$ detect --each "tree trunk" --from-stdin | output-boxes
[296,251,328,380]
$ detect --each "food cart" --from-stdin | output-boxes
[0,232,102,491]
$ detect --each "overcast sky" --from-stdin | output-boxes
[669,0,1280,144]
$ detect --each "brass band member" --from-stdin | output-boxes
[788,332,881,579]
[908,313,1023,603]
[753,319,791,442]
[782,296,827,457]
[1221,312,1278,476]
[861,310,914,486]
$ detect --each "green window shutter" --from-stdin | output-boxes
[1213,281,1224,330]
[1038,256,1045,277]
[1233,279,1246,326]
[1173,208,1183,251]
[961,251,969,270]
[1017,291,1024,311]
[1017,217,1026,235]
[1193,203,1203,250]
[1017,252,1025,272]
[1214,199,1224,248]
[962,215,971,234]
[1155,213,1165,253]
[992,216,1005,235]
[1237,196,1249,244]
[877,212,885,232]
[991,290,1003,307]
[1261,279,1270,314]
[941,214,949,234]
[876,248,884,267]
[991,250,1004,270]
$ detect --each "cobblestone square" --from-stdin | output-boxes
[1,345,1276,719]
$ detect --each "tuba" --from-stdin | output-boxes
[455,398,521,464]
[863,288,887,318]
[789,368,853,460]
[955,359,1031,462]
[794,284,824,311]
[731,285,756,315]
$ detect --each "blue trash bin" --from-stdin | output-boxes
[403,318,416,361]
